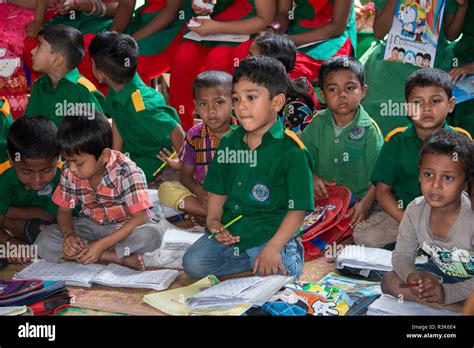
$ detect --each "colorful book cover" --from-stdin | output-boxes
[384,0,446,68]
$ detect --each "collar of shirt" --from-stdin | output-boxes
[232,119,285,145]
[319,105,373,128]
[404,121,451,139]
[37,68,81,92]
[201,116,239,140]
[108,73,145,106]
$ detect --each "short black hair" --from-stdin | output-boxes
[193,70,233,98]
[89,31,138,84]
[392,47,399,52]
[254,33,297,73]
[7,116,59,162]
[399,48,406,53]
[57,109,113,160]
[419,129,474,184]
[319,56,365,88]
[38,25,84,70]
[416,53,423,57]
[405,68,453,99]
[233,56,288,98]
[423,53,432,60]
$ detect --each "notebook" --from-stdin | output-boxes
[186,275,293,311]
[367,294,460,316]
[14,260,179,291]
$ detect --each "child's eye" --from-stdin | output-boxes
[432,99,441,104]
[198,102,207,107]
[412,100,422,105]
[216,100,224,106]
[423,171,433,177]
[347,85,356,91]
[232,97,239,104]
[247,95,256,101]
[443,175,454,182]
[329,88,336,92]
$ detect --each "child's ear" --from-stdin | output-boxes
[361,84,369,99]
[101,148,112,164]
[448,96,456,113]
[272,93,286,112]
[319,89,326,103]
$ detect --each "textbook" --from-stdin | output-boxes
[14,260,179,291]
[384,0,446,68]
[186,275,293,311]
[367,294,460,316]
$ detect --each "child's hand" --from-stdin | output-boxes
[26,21,42,39]
[449,63,474,84]
[56,0,77,15]
[313,175,336,199]
[406,271,440,298]
[76,240,105,265]
[189,18,220,36]
[208,220,240,245]
[344,201,369,227]
[419,277,445,304]
[157,147,182,171]
[192,0,213,15]
[253,245,286,276]
[63,233,87,258]
[195,187,209,210]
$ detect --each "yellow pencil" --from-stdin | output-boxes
[153,150,177,177]
[208,215,243,239]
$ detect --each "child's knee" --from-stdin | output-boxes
[182,248,208,279]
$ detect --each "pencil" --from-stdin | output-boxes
[153,150,177,177]
[208,215,243,239]
[399,282,419,288]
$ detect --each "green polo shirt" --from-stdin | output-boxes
[104,73,181,182]
[370,122,466,209]
[301,106,384,199]
[0,164,60,216]
[24,68,105,128]
[203,120,315,252]
[0,98,12,164]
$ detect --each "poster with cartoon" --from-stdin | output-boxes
[384,0,445,68]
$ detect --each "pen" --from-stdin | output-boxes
[208,215,243,239]
[153,150,177,177]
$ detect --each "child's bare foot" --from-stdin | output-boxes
[119,253,146,271]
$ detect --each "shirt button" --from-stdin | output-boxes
[234,204,239,210]
[334,158,338,163]
[237,182,242,187]
[335,139,339,144]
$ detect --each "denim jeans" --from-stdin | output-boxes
[182,235,304,279]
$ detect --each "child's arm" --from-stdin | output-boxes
[444,0,469,41]
[253,210,305,276]
[344,184,376,227]
[313,174,336,199]
[78,210,148,264]
[286,0,352,47]
[26,0,47,39]
[132,0,184,41]
[169,124,185,155]
[372,0,397,39]
[5,207,54,222]
[110,0,136,33]
[206,193,240,245]
[375,182,404,222]
[111,121,124,152]
[271,0,292,34]
[189,0,275,36]
[450,62,474,84]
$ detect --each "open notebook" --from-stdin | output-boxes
[367,294,460,316]
[14,260,179,291]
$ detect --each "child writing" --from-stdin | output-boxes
[89,31,184,183]
[158,70,238,220]
[0,116,60,265]
[183,56,314,279]
[24,24,105,128]
[355,68,472,248]
[35,110,165,271]
[301,56,384,227]
[381,129,474,312]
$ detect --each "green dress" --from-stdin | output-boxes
[45,5,114,34]
[360,0,458,136]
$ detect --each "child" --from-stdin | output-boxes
[301,56,383,227]
[355,68,472,248]
[248,33,317,134]
[182,56,315,279]
[0,116,60,265]
[35,111,164,271]
[169,0,276,131]
[24,25,105,128]
[89,31,184,183]
[158,70,238,219]
[381,129,474,312]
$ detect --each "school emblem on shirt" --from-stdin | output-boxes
[349,126,365,140]
[36,184,53,196]
[252,184,270,203]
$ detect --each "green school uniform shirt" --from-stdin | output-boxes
[0,98,13,164]
[203,121,315,252]
[45,11,112,35]
[24,68,105,128]
[300,106,384,199]
[453,2,474,66]
[104,73,180,182]
[0,164,60,216]
[370,122,469,209]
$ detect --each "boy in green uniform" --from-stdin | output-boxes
[183,56,314,279]
[0,117,60,266]
[301,56,384,228]
[0,98,13,165]
[24,25,105,128]
[89,31,185,183]
[354,68,472,248]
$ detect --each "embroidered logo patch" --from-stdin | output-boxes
[37,184,53,196]
[349,126,365,140]
[252,184,270,202]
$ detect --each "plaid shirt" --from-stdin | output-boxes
[53,150,153,224]
[179,117,238,185]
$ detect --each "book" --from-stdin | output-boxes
[14,260,179,291]
[186,275,293,311]
[0,306,28,316]
[0,280,65,307]
[367,294,460,316]
[384,0,446,68]
[143,276,251,316]
[453,74,474,104]
[0,279,44,300]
